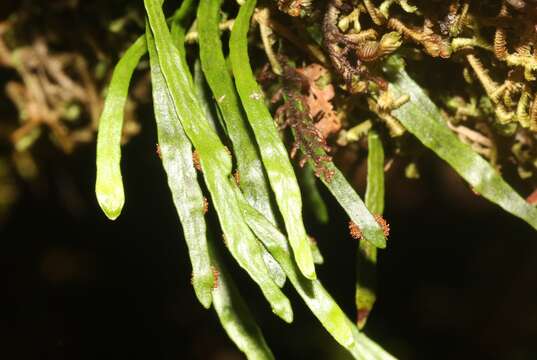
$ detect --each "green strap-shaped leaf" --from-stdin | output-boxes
[95,0,197,221]
[283,87,384,248]
[197,0,285,287]
[234,189,397,359]
[356,131,384,329]
[198,0,277,224]
[299,162,329,224]
[170,0,195,55]
[230,0,316,280]
[193,60,222,132]
[146,25,214,309]
[281,98,384,248]
[208,237,275,360]
[309,236,325,265]
[385,57,537,231]
[233,187,353,347]
[365,132,385,216]
[95,36,146,220]
[319,161,387,248]
[144,0,292,322]
[348,326,397,360]
[193,57,286,288]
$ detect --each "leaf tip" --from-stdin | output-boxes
[196,286,214,310]
[275,299,294,324]
[96,179,125,220]
[299,259,317,280]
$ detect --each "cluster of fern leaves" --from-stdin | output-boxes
[95,1,537,358]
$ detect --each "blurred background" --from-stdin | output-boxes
[2,1,537,359]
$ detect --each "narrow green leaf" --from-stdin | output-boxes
[385,57,537,231]
[309,237,324,265]
[356,131,384,329]
[197,0,285,287]
[95,0,198,221]
[320,162,386,248]
[234,189,397,359]
[365,132,385,216]
[198,0,277,224]
[208,237,275,360]
[170,0,196,55]
[299,162,329,224]
[285,109,384,247]
[193,57,285,288]
[261,249,287,288]
[144,0,292,322]
[193,59,220,131]
[348,325,397,360]
[230,0,316,279]
[146,26,213,308]
[233,187,353,348]
[95,36,146,220]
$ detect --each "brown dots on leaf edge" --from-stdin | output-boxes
[349,215,390,240]
[374,214,390,238]
[212,266,219,289]
[203,197,209,214]
[349,220,363,240]
[233,170,240,186]
[192,150,202,171]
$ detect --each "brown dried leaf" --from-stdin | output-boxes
[297,64,341,138]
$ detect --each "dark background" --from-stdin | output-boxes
[2,116,537,360]
[2,1,537,359]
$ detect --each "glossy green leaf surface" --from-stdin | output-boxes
[348,325,397,360]
[95,36,146,220]
[233,187,354,348]
[197,0,285,288]
[144,0,292,322]
[146,26,214,308]
[198,0,278,225]
[299,162,329,224]
[385,57,537,231]
[320,161,386,248]
[229,0,316,279]
[170,0,195,57]
[193,57,286,288]
[355,131,384,329]
[234,188,396,359]
[208,238,275,360]
[95,0,196,221]
[365,132,385,216]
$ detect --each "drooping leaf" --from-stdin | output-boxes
[356,131,384,329]
[234,187,397,359]
[144,0,292,322]
[233,187,353,347]
[170,0,196,58]
[95,0,198,220]
[230,0,316,279]
[193,53,286,289]
[198,0,278,224]
[309,236,325,265]
[146,25,214,308]
[208,236,275,360]
[95,36,146,220]
[319,161,387,249]
[385,56,537,231]
[365,132,385,216]
[299,162,329,224]
[197,0,285,287]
